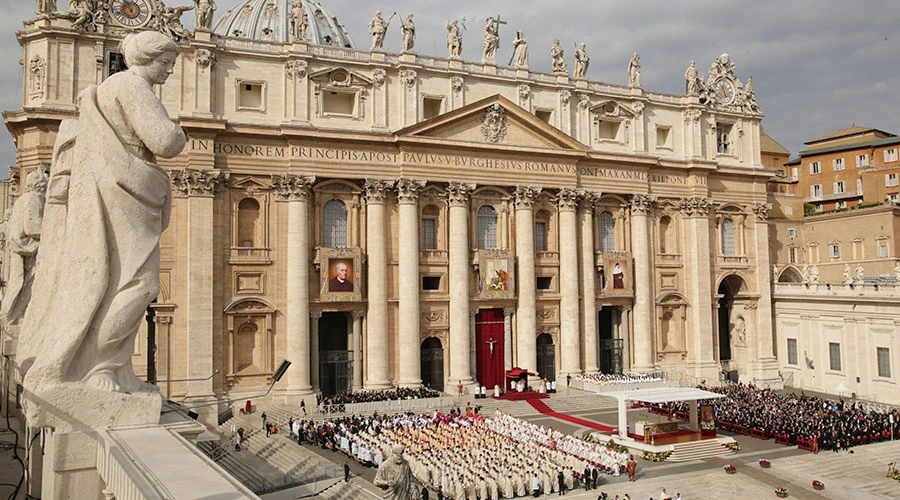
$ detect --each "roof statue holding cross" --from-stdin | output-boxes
[482,15,506,64]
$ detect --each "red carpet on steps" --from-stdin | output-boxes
[527,399,615,432]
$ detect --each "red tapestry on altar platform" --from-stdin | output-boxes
[475,309,505,391]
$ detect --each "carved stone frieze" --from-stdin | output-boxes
[559,90,571,106]
[514,185,542,209]
[577,95,591,111]
[364,178,394,203]
[446,181,475,207]
[28,55,46,96]
[537,308,555,320]
[372,69,386,88]
[284,59,307,78]
[679,197,714,218]
[480,103,508,144]
[197,49,217,70]
[629,193,657,215]
[272,173,316,201]
[518,84,531,102]
[170,169,229,197]
[631,101,645,116]
[557,188,579,211]
[422,311,444,323]
[451,76,464,93]
[401,70,417,89]
[683,108,702,124]
[395,178,426,204]
[751,202,771,221]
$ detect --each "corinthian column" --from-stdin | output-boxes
[515,185,541,375]
[169,168,228,412]
[272,173,316,399]
[579,191,600,373]
[749,202,780,384]
[396,178,426,387]
[629,193,656,372]
[557,188,581,377]
[447,182,475,388]
[679,196,718,378]
[364,178,394,389]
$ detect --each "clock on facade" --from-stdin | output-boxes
[110,0,153,28]
[714,79,736,105]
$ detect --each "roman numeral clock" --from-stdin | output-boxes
[110,0,153,28]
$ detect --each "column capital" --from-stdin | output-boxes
[750,201,771,221]
[272,173,316,201]
[503,307,515,318]
[447,181,476,207]
[678,196,714,218]
[153,315,172,325]
[514,185,542,209]
[629,193,656,215]
[351,310,366,320]
[310,311,323,320]
[469,309,478,319]
[557,188,579,212]
[364,178,395,204]
[170,168,229,197]
[396,178,427,204]
[577,190,601,211]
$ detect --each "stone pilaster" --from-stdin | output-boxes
[620,305,632,372]
[503,307,515,371]
[679,196,719,379]
[447,182,476,387]
[515,185,541,376]
[396,178,426,387]
[557,188,581,377]
[748,202,780,385]
[169,169,228,418]
[364,178,394,389]
[629,193,656,371]
[309,311,322,390]
[351,310,364,390]
[579,191,600,373]
[273,173,315,400]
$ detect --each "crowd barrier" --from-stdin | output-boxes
[319,396,456,416]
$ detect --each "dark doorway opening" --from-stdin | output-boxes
[420,337,444,392]
[318,312,351,397]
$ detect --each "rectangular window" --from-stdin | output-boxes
[810,184,823,200]
[809,245,819,263]
[107,51,128,77]
[535,222,547,252]
[877,240,889,257]
[323,91,355,115]
[829,243,840,258]
[856,154,869,167]
[829,342,842,371]
[836,201,847,209]
[237,81,265,110]
[787,338,798,366]
[784,206,793,215]
[857,178,863,195]
[422,276,441,291]
[598,121,621,140]
[788,247,797,264]
[834,181,846,194]
[536,277,553,290]
[889,193,900,203]
[877,347,891,378]
[809,162,821,175]
[787,228,798,238]
[656,126,671,149]
[886,173,899,187]
[885,149,899,163]
[833,158,844,171]
[717,125,732,154]
[422,96,443,120]
[791,167,799,181]
[535,109,552,123]
[421,218,436,250]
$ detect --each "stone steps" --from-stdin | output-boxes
[667,440,736,462]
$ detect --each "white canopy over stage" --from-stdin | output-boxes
[597,387,726,439]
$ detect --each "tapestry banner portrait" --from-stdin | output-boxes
[603,251,634,298]
[319,247,362,302]
[477,250,515,300]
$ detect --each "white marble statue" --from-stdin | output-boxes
[194,0,216,30]
[894,262,900,282]
[446,18,462,58]
[37,0,57,15]
[369,11,390,51]
[2,171,47,332]
[291,1,308,41]
[400,14,415,51]
[482,18,499,64]
[627,52,641,87]
[573,42,589,78]
[550,39,566,73]
[684,60,701,95]
[843,264,853,284]
[512,31,528,68]
[374,444,418,500]
[18,31,185,398]
[809,265,820,284]
[69,0,94,31]
[855,263,865,282]
[157,4,194,41]
[801,264,809,283]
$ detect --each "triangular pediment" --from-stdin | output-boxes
[397,95,587,152]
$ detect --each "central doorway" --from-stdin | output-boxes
[536,333,555,381]
[420,337,444,391]
[598,308,623,373]
[318,312,351,396]
[475,309,505,390]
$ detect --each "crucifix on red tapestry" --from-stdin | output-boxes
[475,309,505,390]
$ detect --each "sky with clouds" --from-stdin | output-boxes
[1,0,899,177]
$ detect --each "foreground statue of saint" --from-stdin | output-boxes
[18,31,185,403]
[374,444,419,500]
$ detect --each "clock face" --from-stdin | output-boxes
[110,0,153,28]
[714,80,735,105]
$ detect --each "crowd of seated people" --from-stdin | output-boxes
[317,386,442,412]
[655,383,900,452]
[288,408,635,498]
[575,372,664,386]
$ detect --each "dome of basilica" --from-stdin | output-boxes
[213,0,354,47]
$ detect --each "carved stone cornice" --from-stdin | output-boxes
[557,188,579,212]
[514,185,542,210]
[170,169,228,197]
[679,197,714,218]
[272,173,316,201]
[629,193,657,215]
[396,178,426,204]
[446,181,476,207]
[364,178,394,204]
[751,202,771,221]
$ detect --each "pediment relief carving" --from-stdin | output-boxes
[308,67,373,88]
[589,100,638,119]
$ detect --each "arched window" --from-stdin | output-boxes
[323,199,348,248]
[237,198,260,247]
[421,205,439,250]
[721,217,735,256]
[598,211,615,252]
[534,209,550,252]
[477,205,498,249]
